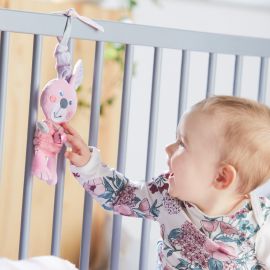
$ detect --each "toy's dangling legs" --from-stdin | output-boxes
[32,149,52,182]
[32,121,64,184]
[32,134,66,185]
[47,156,58,185]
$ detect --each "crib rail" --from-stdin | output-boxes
[0,7,269,270]
[1,8,270,56]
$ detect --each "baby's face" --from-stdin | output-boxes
[165,110,223,203]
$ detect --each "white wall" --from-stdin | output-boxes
[117,1,270,269]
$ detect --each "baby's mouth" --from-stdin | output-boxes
[167,172,174,182]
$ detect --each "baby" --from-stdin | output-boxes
[62,95,270,269]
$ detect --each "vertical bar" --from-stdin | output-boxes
[177,50,190,124]
[139,47,162,270]
[51,147,66,256]
[257,57,268,103]
[206,53,217,98]
[110,44,134,270]
[19,34,42,259]
[233,55,243,97]
[0,31,10,181]
[51,38,74,256]
[79,41,104,270]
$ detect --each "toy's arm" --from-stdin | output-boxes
[36,121,49,133]
[51,123,67,144]
[33,121,50,150]
[53,130,67,145]
[33,122,63,155]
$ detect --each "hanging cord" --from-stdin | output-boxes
[54,16,72,81]
[53,8,104,81]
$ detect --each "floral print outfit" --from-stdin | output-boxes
[70,147,270,270]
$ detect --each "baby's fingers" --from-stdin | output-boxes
[66,134,84,151]
[61,122,78,136]
[65,151,83,167]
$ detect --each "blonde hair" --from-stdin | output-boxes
[192,95,270,194]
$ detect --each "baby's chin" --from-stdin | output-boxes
[168,188,182,200]
[167,187,190,202]
[167,176,181,198]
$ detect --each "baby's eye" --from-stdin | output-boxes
[59,91,64,97]
[177,139,185,148]
[69,100,72,105]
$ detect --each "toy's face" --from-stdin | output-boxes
[40,79,77,123]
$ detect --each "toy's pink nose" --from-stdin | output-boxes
[50,95,57,102]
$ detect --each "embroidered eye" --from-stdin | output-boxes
[69,100,72,105]
[59,91,64,97]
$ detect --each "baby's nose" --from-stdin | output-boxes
[165,144,173,155]
[166,143,178,157]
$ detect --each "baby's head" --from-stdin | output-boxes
[166,95,270,203]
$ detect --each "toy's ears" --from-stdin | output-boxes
[69,59,83,90]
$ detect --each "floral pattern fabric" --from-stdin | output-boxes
[70,147,270,270]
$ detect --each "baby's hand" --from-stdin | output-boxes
[61,122,91,167]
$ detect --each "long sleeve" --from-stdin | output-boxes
[255,215,270,268]
[70,147,169,222]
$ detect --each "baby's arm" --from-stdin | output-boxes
[62,123,166,221]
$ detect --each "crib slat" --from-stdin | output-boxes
[233,55,243,96]
[51,146,66,256]
[19,34,42,259]
[79,41,104,270]
[110,44,134,270]
[177,50,190,124]
[257,57,268,103]
[0,31,10,181]
[206,53,217,97]
[139,47,162,270]
[51,38,75,256]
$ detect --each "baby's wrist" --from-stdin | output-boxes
[81,148,92,167]
[70,146,101,179]
[75,147,92,168]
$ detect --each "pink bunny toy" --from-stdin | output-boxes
[32,60,83,185]
[31,9,103,185]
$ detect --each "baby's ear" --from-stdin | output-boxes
[214,164,237,190]
[69,59,83,90]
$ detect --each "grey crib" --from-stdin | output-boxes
[0,7,269,270]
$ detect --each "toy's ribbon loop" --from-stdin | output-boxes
[53,8,104,80]
[64,8,104,32]
[54,8,104,47]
